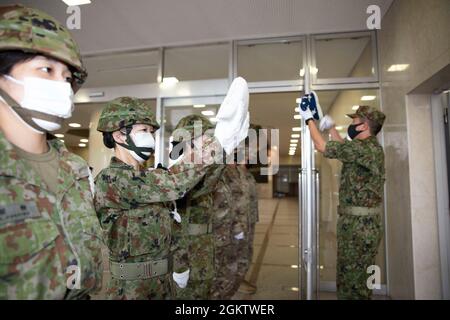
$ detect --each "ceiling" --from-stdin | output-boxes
[10,0,393,55]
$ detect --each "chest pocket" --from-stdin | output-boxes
[0,203,60,263]
[127,205,172,258]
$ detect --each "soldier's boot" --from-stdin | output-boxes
[238,280,257,294]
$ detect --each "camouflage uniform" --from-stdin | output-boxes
[228,165,252,293]
[324,106,386,300]
[0,133,103,300]
[170,115,225,300]
[243,167,258,270]
[0,5,103,300]
[209,165,246,299]
[94,98,219,299]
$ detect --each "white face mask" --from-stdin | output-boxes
[4,75,74,132]
[128,131,155,163]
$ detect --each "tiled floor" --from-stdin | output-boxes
[233,197,300,300]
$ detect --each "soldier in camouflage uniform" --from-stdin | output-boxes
[94,88,249,299]
[209,164,245,299]
[170,114,225,300]
[301,100,386,300]
[236,126,260,294]
[94,98,216,299]
[228,163,251,294]
[0,5,103,299]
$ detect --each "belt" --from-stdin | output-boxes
[187,223,213,236]
[109,258,169,281]
[338,205,381,216]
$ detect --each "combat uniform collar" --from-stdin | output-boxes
[110,156,134,170]
[0,130,89,193]
[364,136,379,144]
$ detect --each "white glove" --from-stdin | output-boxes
[319,115,335,132]
[234,231,245,240]
[173,269,190,288]
[214,77,250,155]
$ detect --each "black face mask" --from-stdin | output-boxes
[347,123,364,140]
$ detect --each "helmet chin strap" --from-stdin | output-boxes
[0,87,63,132]
[117,133,154,161]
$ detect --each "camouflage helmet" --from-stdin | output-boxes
[0,4,87,91]
[97,97,160,133]
[172,114,214,142]
[347,105,386,127]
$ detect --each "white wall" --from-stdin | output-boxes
[378,0,450,299]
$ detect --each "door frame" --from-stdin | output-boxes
[431,91,450,299]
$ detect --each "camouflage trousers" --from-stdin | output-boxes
[174,279,214,300]
[336,214,383,300]
[173,234,215,300]
[233,240,250,292]
[247,220,256,266]
[105,273,173,300]
[210,244,238,299]
[232,220,256,292]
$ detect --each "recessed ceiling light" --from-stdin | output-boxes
[291,287,299,292]
[80,139,89,143]
[290,144,297,147]
[201,110,215,116]
[352,105,359,110]
[299,69,305,77]
[69,123,81,128]
[160,77,179,88]
[295,98,302,104]
[209,117,218,123]
[294,107,300,112]
[162,77,179,84]
[193,104,205,108]
[310,66,318,75]
[361,95,376,101]
[294,115,301,120]
[62,0,91,5]
[291,134,300,138]
[290,139,298,143]
[55,134,64,138]
[291,265,298,269]
[78,143,86,147]
[387,64,409,72]
[292,127,301,132]
[60,139,65,143]
[336,126,344,131]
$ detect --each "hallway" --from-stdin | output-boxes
[234,197,300,300]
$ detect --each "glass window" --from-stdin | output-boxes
[163,44,229,81]
[83,50,160,87]
[313,32,375,81]
[237,39,304,82]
